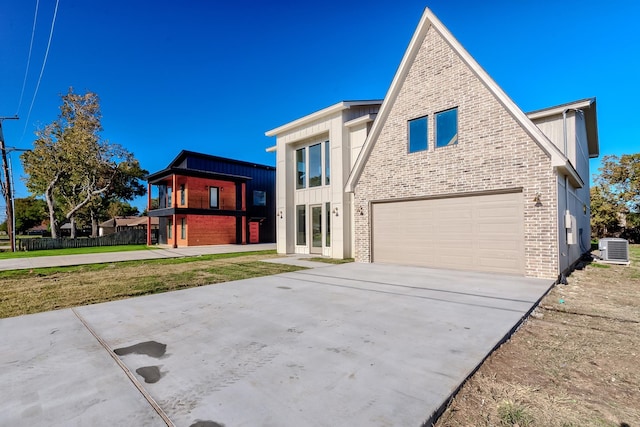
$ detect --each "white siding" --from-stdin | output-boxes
[272,104,380,258]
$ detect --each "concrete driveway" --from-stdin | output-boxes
[0,262,552,427]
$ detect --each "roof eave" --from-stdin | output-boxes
[527,98,599,158]
[265,100,383,137]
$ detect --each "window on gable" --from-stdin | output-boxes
[435,108,458,148]
[209,187,219,209]
[309,143,322,187]
[408,116,428,153]
[296,147,306,189]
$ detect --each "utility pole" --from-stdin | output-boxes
[0,116,20,252]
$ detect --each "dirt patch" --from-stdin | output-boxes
[434,246,640,427]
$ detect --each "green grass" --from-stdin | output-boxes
[0,251,301,318]
[0,244,157,259]
[497,400,534,426]
[307,257,354,264]
[0,250,277,279]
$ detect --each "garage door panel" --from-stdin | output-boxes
[372,192,524,275]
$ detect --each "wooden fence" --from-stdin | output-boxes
[17,229,149,251]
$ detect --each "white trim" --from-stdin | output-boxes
[345,7,576,193]
[526,98,594,120]
[265,100,382,137]
[265,145,277,153]
[344,113,377,128]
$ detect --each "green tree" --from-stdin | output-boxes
[21,88,147,238]
[599,154,640,212]
[590,185,621,238]
[14,197,47,234]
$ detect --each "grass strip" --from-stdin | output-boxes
[0,252,301,318]
[0,244,157,259]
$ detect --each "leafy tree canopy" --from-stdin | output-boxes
[20,88,147,238]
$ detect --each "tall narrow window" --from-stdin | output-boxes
[435,108,458,147]
[167,218,173,239]
[209,187,219,208]
[167,187,173,207]
[296,147,306,189]
[326,202,331,247]
[309,143,322,187]
[181,218,186,239]
[325,140,330,185]
[296,205,306,245]
[180,184,185,206]
[408,116,428,153]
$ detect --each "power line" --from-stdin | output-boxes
[21,0,60,141]
[16,0,40,116]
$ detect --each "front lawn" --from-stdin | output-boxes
[0,244,157,259]
[0,251,303,318]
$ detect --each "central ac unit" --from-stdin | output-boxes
[598,238,630,264]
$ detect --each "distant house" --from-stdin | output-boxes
[98,216,159,236]
[266,8,599,280]
[146,150,275,247]
[25,224,49,236]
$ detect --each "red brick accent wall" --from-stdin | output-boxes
[185,215,238,245]
[181,177,237,210]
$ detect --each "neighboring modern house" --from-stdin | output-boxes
[146,151,275,247]
[98,216,159,237]
[267,8,598,280]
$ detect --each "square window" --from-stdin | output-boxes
[435,108,458,147]
[209,187,219,208]
[253,190,266,206]
[408,116,428,153]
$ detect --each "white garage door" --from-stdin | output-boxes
[372,192,525,275]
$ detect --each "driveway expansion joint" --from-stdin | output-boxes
[71,308,175,427]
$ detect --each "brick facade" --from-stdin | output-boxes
[353,26,559,279]
[176,176,238,210]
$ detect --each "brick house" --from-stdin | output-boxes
[268,8,598,280]
[146,151,275,247]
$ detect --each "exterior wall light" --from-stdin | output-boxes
[533,193,542,207]
[333,207,339,216]
[278,210,283,219]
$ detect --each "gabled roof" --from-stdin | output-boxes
[527,97,599,158]
[265,100,383,137]
[98,216,158,228]
[346,8,584,192]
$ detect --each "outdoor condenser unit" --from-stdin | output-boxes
[598,238,630,264]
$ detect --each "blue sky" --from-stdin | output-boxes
[0,0,638,214]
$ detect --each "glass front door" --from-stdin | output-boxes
[310,205,322,254]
